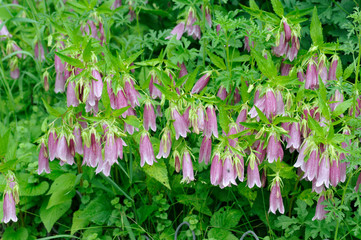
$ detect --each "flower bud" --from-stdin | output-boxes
[191,73,211,94]
[38,143,50,174]
[204,105,218,138]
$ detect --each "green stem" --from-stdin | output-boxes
[334,171,354,240]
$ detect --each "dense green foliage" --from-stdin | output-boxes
[1,0,361,240]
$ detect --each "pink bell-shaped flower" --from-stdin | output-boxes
[191,73,211,94]
[171,107,190,140]
[305,61,319,90]
[67,82,79,107]
[166,22,185,40]
[247,153,261,188]
[199,136,212,164]
[149,75,162,99]
[283,19,292,42]
[267,133,284,163]
[92,69,103,100]
[143,101,157,132]
[124,78,140,108]
[2,192,17,223]
[221,154,237,188]
[312,195,328,221]
[181,151,195,183]
[139,132,156,167]
[286,122,301,150]
[304,148,319,181]
[217,85,228,100]
[38,143,50,174]
[328,55,338,81]
[73,126,83,155]
[315,153,330,188]
[204,105,218,138]
[157,128,172,159]
[273,32,287,57]
[210,152,222,186]
[48,131,58,161]
[269,177,284,214]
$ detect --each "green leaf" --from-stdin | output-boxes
[3,227,28,240]
[40,199,72,232]
[177,194,212,216]
[55,52,84,69]
[271,0,284,17]
[219,108,230,134]
[71,210,90,235]
[154,83,179,100]
[112,106,130,117]
[83,38,92,62]
[124,115,141,129]
[255,106,271,124]
[273,116,298,125]
[42,98,62,117]
[47,189,75,209]
[333,99,353,117]
[143,159,170,189]
[240,4,280,24]
[127,49,144,66]
[310,7,323,46]
[47,173,77,195]
[249,0,259,10]
[207,50,227,70]
[252,50,277,79]
[20,181,49,197]
[308,116,324,137]
[275,215,299,229]
[0,130,10,158]
[184,67,200,92]
[343,60,355,81]
[210,207,242,229]
[208,228,238,240]
[83,196,112,225]
[317,79,330,120]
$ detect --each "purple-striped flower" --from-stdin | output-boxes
[157,128,172,159]
[312,195,327,221]
[199,136,212,164]
[92,69,103,100]
[210,152,222,186]
[0,20,12,39]
[143,101,156,132]
[38,143,50,174]
[235,154,245,182]
[2,192,17,223]
[204,105,218,138]
[171,107,190,140]
[217,86,228,100]
[285,122,301,150]
[34,42,45,61]
[305,61,318,90]
[273,32,287,57]
[328,55,338,81]
[283,19,292,42]
[247,153,261,188]
[116,137,127,160]
[48,131,58,161]
[166,22,185,40]
[104,134,118,165]
[181,151,194,183]
[221,155,237,188]
[315,153,330,188]
[267,133,284,163]
[67,82,79,107]
[139,132,156,167]
[304,149,319,181]
[124,78,140,108]
[73,126,83,155]
[269,177,284,214]
[149,75,162,99]
[191,73,211,94]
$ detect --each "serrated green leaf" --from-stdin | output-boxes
[127,49,144,66]
[155,69,172,87]
[249,0,259,10]
[83,196,112,225]
[219,108,229,133]
[210,207,242,228]
[271,0,284,17]
[208,228,238,240]
[207,50,226,70]
[252,50,277,79]
[273,116,298,125]
[308,116,324,137]
[317,79,330,120]
[154,83,179,100]
[83,38,92,62]
[310,7,323,46]
[333,99,353,117]
[47,189,75,209]
[343,61,355,80]
[55,52,84,68]
[143,159,170,189]
[240,4,280,23]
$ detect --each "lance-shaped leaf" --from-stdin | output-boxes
[55,52,84,69]
[317,78,330,120]
[271,0,284,17]
[310,7,323,46]
[252,50,277,79]
[207,50,226,70]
